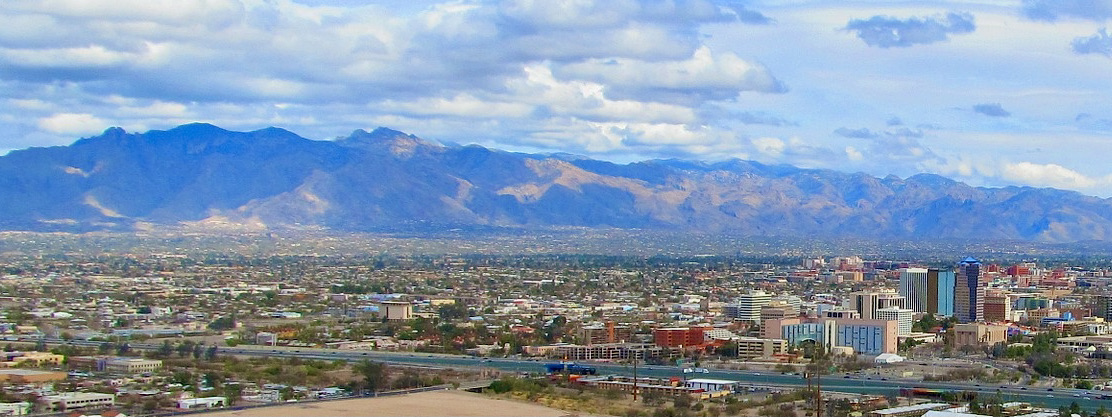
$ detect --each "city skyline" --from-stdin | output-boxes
[3,1,1112,196]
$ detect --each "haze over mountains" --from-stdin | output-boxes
[1,123,1110,243]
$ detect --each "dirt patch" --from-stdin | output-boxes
[196,390,588,416]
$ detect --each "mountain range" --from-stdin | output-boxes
[1,123,1110,242]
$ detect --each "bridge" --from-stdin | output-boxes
[457,379,496,392]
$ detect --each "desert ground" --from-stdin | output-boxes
[198,390,585,416]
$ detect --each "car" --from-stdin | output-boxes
[881,378,888,381]
[843,375,851,379]
[1048,388,1054,391]
[1020,387,1028,390]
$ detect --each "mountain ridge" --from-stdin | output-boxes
[1,123,1110,242]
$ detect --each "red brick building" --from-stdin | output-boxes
[653,327,708,348]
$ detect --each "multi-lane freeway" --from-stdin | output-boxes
[35,338,1110,412]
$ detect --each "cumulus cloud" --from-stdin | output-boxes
[973,103,1011,117]
[1072,28,1112,56]
[844,12,975,48]
[556,46,786,105]
[0,0,791,161]
[1022,0,1112,22]
[845,146,864,161]
[1001,161,1112,189]
[37,113,107,135]
[751,137,785,156]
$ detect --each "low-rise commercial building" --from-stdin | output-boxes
[105,358,163,374]
[39,393,115,412]
[0,369,67,384]
[764,317,898,354]
[0,401,30,416]
[953,323,1008,348]
[735,337,787,359]
[553,343,668,361]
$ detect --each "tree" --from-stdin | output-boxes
[438,303,469,321]
[156,341,173,358]
[204,372,223,390]
[223,383,243,406]
[913,313,939,333]
[177,341,195,358]
[354,360,388,394]
[208,314,236,331]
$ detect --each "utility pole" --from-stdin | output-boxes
[632,351,639,402]
[816,369,823,417]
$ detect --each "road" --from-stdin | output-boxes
[40,338,1110,412]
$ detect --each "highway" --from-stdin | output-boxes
[39,338,1111,412]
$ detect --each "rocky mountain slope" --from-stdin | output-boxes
[1,123,1110,242]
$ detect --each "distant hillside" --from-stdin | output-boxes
[1,123,1110,242]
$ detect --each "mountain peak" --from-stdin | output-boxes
[164,122,229,135]
[2,124,1111,242]
[340,127,416,143]
[336,127,440,156]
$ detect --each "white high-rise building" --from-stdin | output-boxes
[899,268,929,313]
[875,307,915,336]
[726,291,772,323]
[848,290,904,320]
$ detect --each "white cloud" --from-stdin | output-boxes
[380,94,533,118]
[1,1,1112,197]
[752,137,785,156]
[845,145,863,161]
[1000,161,1112,190]
[0,45,135,68]
[37,113,108,135]
[558,46,784,103]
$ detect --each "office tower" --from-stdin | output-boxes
[954,257,987,322]
[898,268,928,312]
[849,290,904,320]
[725,290,771,323]
[926,268,956,317]
[1096,294,1112,320]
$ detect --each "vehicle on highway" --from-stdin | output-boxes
[544,362,597,375]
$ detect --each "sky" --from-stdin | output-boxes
[3,0,1112,196]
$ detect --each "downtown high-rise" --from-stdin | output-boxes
[898,267,955,317]
[954,257,987,322]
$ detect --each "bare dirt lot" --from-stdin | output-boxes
[198,390,584,416]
